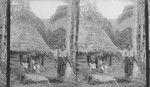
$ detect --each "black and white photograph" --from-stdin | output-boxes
[0,0,148,87]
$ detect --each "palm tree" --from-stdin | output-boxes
[64,0,80,84]
[131,0,146,83]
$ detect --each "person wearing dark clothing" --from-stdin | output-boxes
[123,44,134,79]
[57,57,66,79]
[57,44,67,80]
[87,52,91,66]
[95,55,98,69]
[124,56,133,77]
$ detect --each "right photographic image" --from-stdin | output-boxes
[76,0,147,87]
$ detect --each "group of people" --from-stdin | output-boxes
[20,51,42,73]
[19,44,69,81]
[87,52,109,73]
[20,43,136,81]
[86,44,136,80]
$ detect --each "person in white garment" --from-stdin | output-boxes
[57,44,67,80]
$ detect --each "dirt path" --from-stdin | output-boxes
[38,61,57,78]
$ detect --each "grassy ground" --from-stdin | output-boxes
[10,55,145,87]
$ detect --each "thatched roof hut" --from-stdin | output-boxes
[10,20,51,53]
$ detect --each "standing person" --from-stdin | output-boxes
[95,55,98,69]
[97,55,104,73]
[57,44,67,81]
[123,44,134,80]
[87,52,91,67]
[21,55,28,69]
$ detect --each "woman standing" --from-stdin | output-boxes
[123,44,134,80]
[57,44,67,81]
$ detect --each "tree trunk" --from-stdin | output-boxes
[65,0,80,84]
[131,0,146,82]
[64,61,76,82]
[1,17,6,63]
[1,1,7,63]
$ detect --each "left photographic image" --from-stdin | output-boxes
[10,0,76,87]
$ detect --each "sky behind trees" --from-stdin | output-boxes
[29,0,133,19]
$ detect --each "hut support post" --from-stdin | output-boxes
[57,48,59,59]
[41,55,44,66]
[109,55,112,66]
[19,53,23,65]
[27,55,30,68]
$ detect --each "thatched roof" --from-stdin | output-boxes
[84,26,119,53]
[10,20,51,53]
[78,27,119,53]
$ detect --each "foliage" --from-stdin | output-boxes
[115,27,132,49]
[109,5,134,50]
[11,0,45,33]
[47,28,66,50]
[50,5,68,24]
[11,0,29,22]
[117,5,133,24]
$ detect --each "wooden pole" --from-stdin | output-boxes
[109,55,112,66]
[19,53,23,65]
[27,54,30,68]
[41,55,44,66]
[57,48,59,59]
[74,0,80,86]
